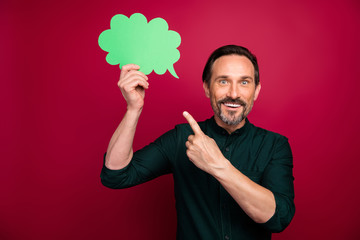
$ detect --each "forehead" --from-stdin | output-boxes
[211,55,255,78]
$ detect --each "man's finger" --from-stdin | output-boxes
[119,74,149,89]
[120,64,141,79]
[183,111,203,135]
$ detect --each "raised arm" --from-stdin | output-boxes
[105,64,149,170]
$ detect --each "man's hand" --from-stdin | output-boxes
[183,111,229,175]
[118,64,149,111]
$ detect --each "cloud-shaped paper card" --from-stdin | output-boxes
[98,13,181,78]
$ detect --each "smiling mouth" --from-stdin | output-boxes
[223,102,242,108]
[218,98,246,110]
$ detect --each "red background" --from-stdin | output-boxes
[1,0,360,239]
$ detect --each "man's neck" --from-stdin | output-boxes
[213,116,246,134]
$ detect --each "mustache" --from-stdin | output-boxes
[218,97,246,106]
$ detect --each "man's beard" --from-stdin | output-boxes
[212,97,253,126]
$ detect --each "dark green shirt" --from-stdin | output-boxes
[101,117,295,239]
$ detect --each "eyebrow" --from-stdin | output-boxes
[215,75,254,81]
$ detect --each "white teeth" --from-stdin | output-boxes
[224,103,241,108]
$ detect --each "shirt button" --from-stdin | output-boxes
[224,235,230,240]
[225,147,230,152]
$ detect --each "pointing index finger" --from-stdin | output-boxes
[183,111,203,135]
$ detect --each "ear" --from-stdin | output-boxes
[203,82,210,98]
[254,82,261,101]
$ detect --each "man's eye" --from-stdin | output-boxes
[241,80,248,85]
[219,80,228,85]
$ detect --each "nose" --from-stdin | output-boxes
[227,82,240,99]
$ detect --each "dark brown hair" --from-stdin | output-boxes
[202,45,260,86]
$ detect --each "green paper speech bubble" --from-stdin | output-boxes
[98,13,181,78]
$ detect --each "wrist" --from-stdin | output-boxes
[211,157,232,180]
[126,105,143,115]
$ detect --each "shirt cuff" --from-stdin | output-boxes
[258,193,294,233]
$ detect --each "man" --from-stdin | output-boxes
[101,45,295,239]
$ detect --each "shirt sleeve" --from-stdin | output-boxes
[100,129,176,189]
[259,136,295,232]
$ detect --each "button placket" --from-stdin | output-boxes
[219,135,232,240]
